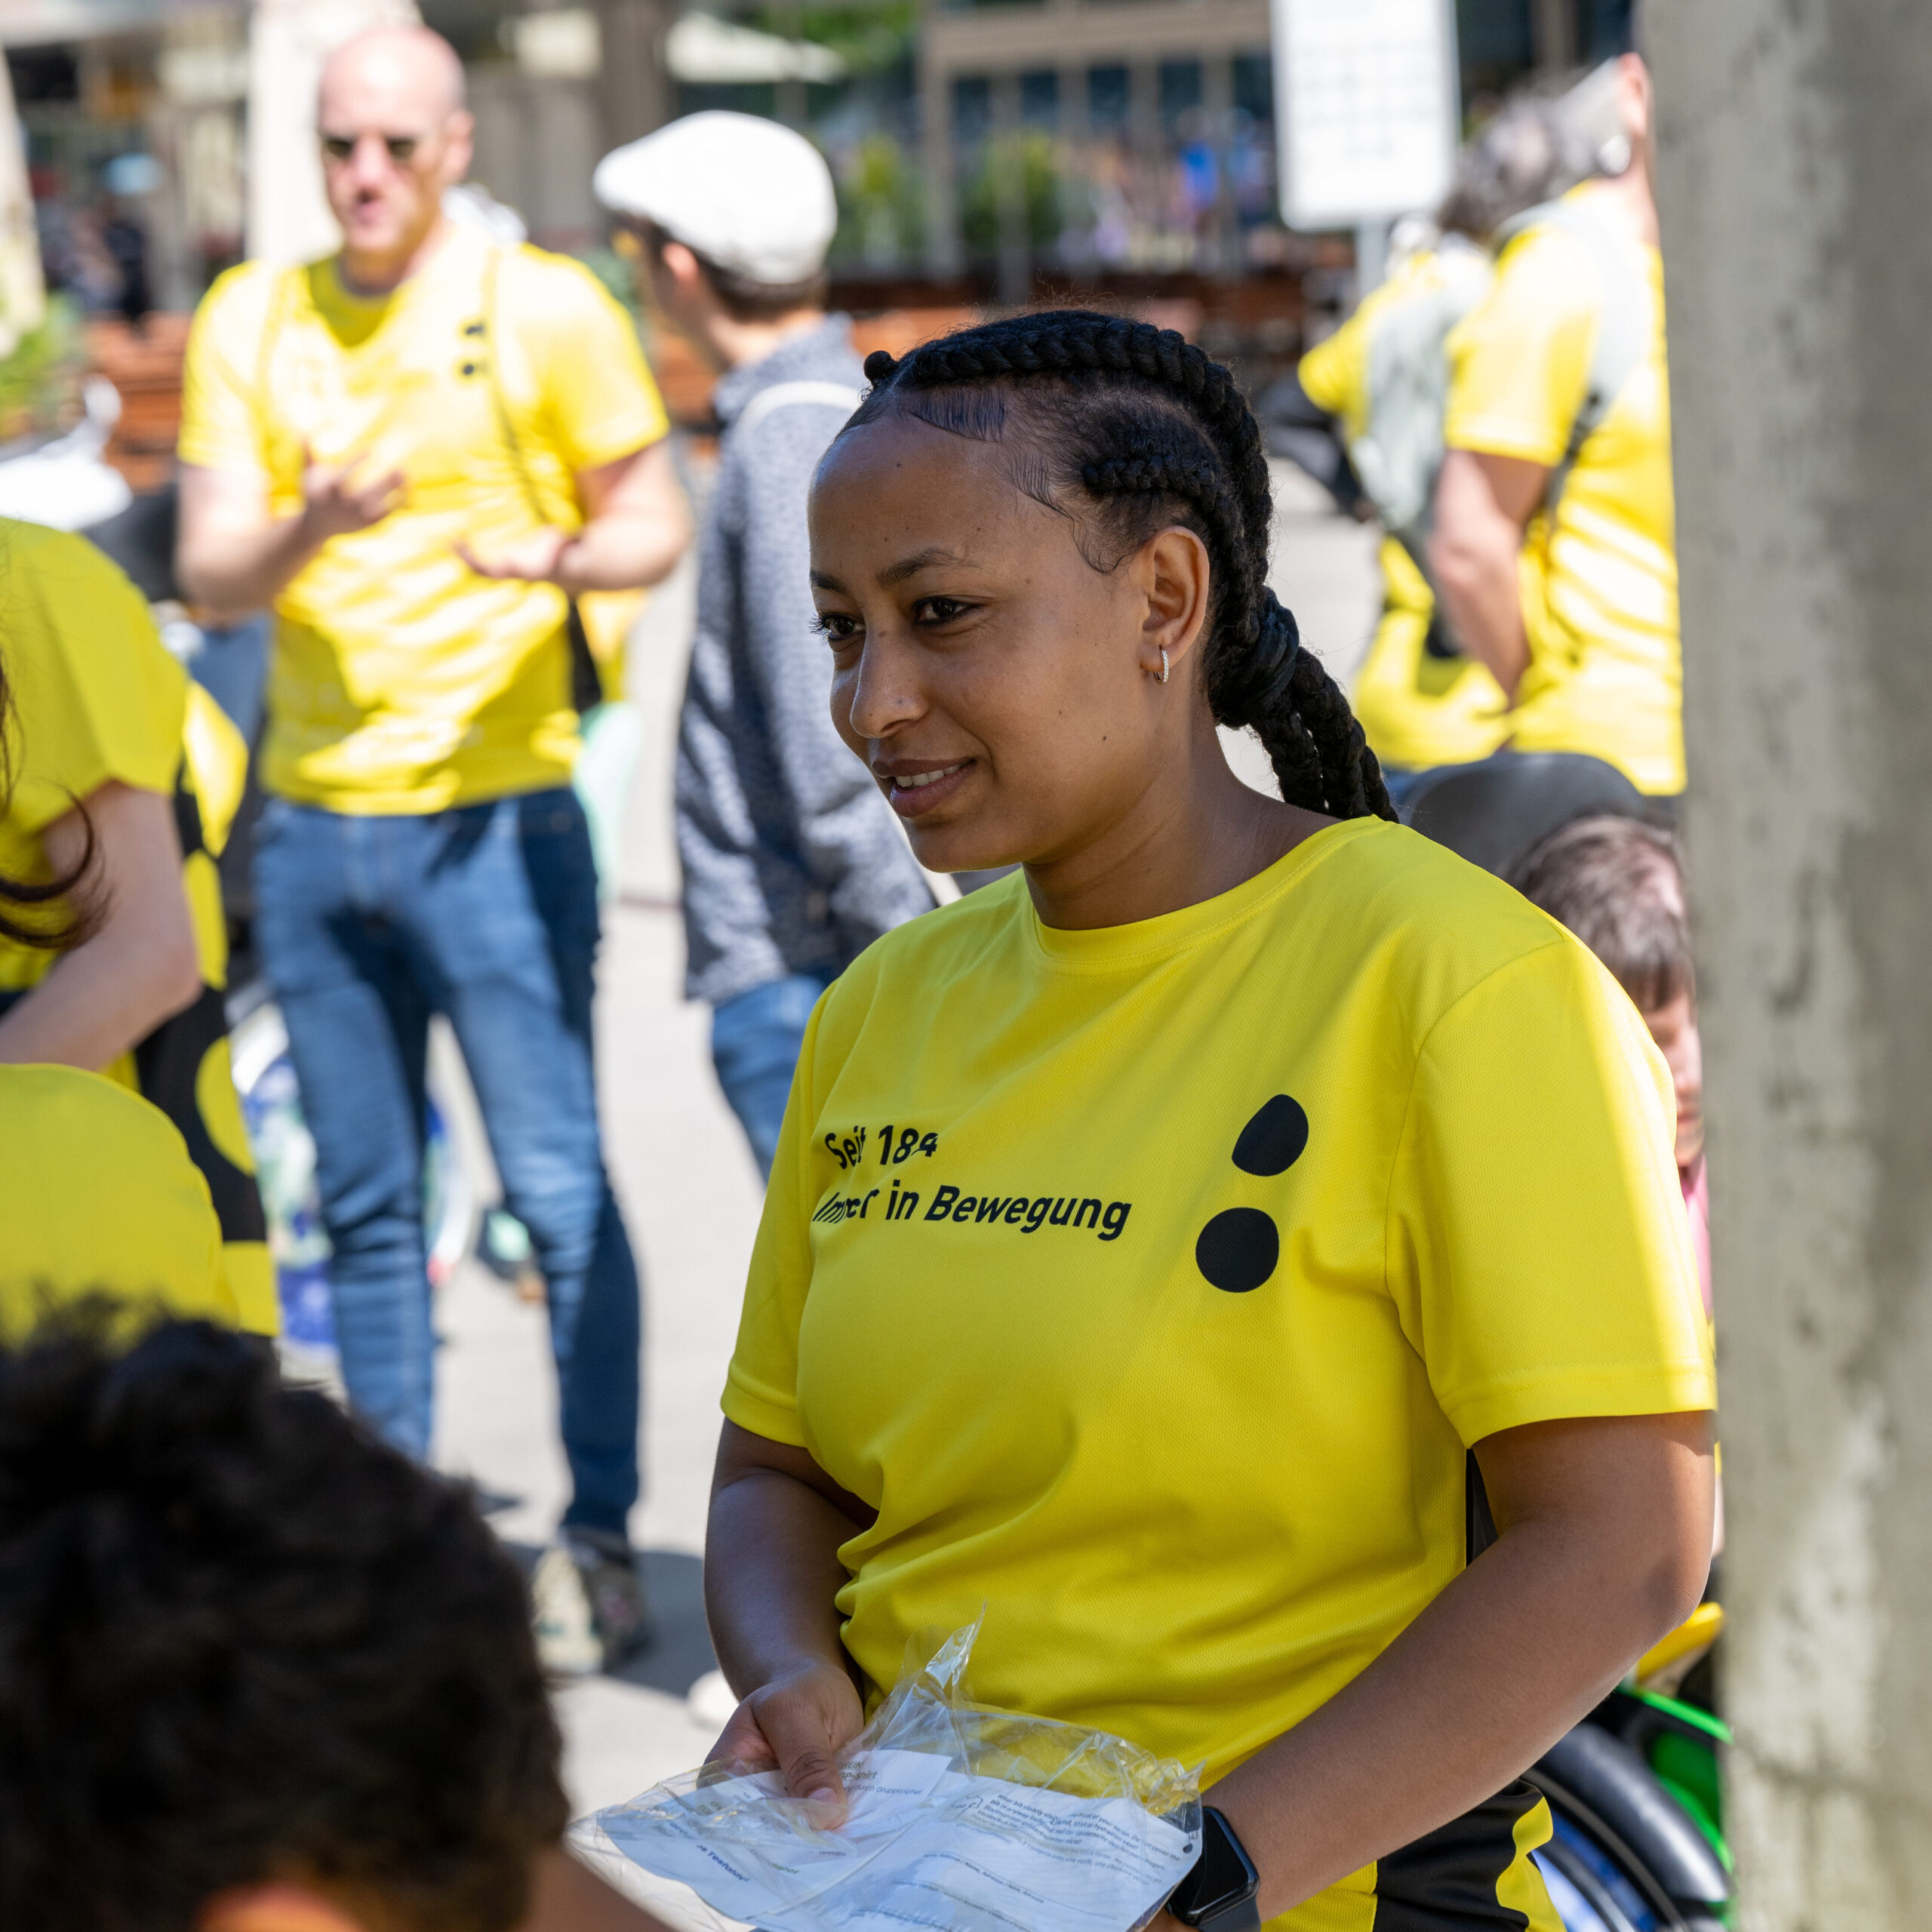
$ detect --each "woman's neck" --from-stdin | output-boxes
[1023,732,1330,931]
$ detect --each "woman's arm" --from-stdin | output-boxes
[0,782,201,1069]
[704,1420,876,1811]
[1155,1408,1714,1927]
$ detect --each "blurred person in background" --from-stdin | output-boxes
[1513,814,1709,1324]
[1288,95,1591,806]
[595,112,932,1181]
[1430,52,1684,807]
[0,521,272,1331]
[175,24,691,1671]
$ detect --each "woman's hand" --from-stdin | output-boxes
[705,1423,880,1826]
[708,1654,866,1819]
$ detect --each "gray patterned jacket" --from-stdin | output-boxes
[676,318,934,1007]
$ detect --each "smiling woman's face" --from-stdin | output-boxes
[808,409,1199,876]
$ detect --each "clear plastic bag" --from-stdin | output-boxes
[571,1620,1201,1932]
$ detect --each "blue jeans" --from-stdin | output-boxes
[712,972,832,1180]
[253,789,641,1535]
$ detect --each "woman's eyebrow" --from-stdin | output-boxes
[878,546,971,587]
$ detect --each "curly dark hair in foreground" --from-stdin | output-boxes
[848,310,1397,821]
[0,1312,568,1932]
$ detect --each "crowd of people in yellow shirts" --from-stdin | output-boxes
[0,26,1721,1932]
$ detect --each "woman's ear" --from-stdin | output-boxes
[1136,527,1213,681]
[197,1885,370,1932]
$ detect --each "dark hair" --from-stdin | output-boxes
[0,1312,568,1932]
[0,648,97,950]
[1436,94,1594,242]
[1512,814,1692,1011]
[637,219,827,323]
[846,311,1396,821]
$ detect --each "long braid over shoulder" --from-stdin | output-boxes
[848,310,1397,821]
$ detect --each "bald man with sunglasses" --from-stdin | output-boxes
[177,26,691,1672]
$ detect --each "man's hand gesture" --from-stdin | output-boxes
[454,526,576,588]
[298,445,407,546]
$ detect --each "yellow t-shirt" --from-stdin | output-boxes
[0,521,274,1333]
[1299,258,1508,773]
[727,820,1714,1931]
[1444,189,1681,794]
[177,226,670,814]
[0,1063,232,1334]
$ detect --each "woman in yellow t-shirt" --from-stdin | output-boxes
[0,521,273,1332]
[705,314,1716,1932]
[0,640,231,1331]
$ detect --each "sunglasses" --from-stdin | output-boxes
[319,133,425,168]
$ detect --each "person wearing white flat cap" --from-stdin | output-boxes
[595,112,933,1180]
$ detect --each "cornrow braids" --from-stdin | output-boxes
[852,312,1396,821]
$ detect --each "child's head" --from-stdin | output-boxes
[1513,814,1703,1168]
[0,1312,569,1932]
[808,312,1395,875]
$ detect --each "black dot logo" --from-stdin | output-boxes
[1196,1208,1278,1294]
[1195,1095,1307,1294]
[1232,1094,1309,1175]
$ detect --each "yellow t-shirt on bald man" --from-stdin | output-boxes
[728,817,1714,1932]
[178,225,669,814]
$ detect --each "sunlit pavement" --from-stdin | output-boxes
[426,464,1380,1850]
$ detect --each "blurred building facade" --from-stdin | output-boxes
[0,0,1633,417]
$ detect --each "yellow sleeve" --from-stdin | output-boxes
[722,991,830,1447]
[0,1066,232,1334]
[2,525,186,835]
[1443,228,1596,469]
[178,263,278,475]
[1386,937,1715,1447]
[1296,310,1368,432]
[521,253,669,474]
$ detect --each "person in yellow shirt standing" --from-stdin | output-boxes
[1292,97,1588,801]
[175,25,691,1665]
[0,520,272,1332]
[1430,53,1683,802]
[703,311,1715,1932]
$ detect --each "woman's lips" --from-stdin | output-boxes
[880,760,971,818]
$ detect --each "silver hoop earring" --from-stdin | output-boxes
[1158,648,1171,685]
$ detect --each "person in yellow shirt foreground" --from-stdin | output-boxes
[176,24,691,1666]
[0,519,272,1331]
[0,1313,678,1932]
[1431,53,1683,803]
[702,312,1715,1932]
[0,623,231,1328]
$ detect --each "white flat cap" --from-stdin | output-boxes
[594,111,839,286]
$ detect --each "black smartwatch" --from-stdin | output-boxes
[1166,1806,1261,1930]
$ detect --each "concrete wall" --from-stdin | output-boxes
[1647,2,1932,1922]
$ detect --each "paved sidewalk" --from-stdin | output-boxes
[425,461,1381,1857]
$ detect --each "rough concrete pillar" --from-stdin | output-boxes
[1647,4,1932,1924]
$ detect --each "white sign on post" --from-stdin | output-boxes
[1270,0,1460,229]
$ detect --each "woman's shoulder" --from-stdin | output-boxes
[1284,817,1598,1024]
[0,1066,229,1327]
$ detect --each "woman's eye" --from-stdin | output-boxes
[916,596,972,625]
[814,613,860,648]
